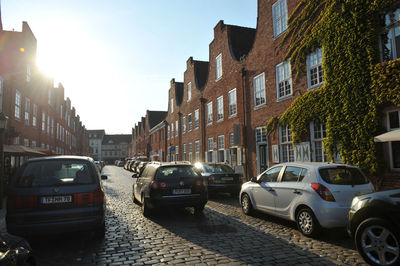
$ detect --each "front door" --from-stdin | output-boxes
[259,144,268,173]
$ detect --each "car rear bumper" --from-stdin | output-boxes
[311,202,349,228]
[149,194,208,208]
[208,184,241,193]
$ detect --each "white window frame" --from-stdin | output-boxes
[276,61,292,100]
[307,48,324,89]
[188,142,193,163]
[32,104,37,127]
[182,116,186,134]
[280,125,294,162]
[171,123,174,138]
[228,88,237,117]
[194,109,199,129]
[272,0,288,38]
[42,112,46,132]
[188,113,192,131]
[167,125,170,139]
[208,137,214,151]
[170,98,174,113]
[254,73,266,108]
[15,90,21,119]
[216,96,224,121]
[310,121,328,162]
[187,82,191,101]
[195,140,200,161]
[381,9,400,62]
[24,98,30,125]
[215,53,223,80]
[386,108,400,170]
[175,120,178,137]
[256,127,268,144]
[207,102,213,125]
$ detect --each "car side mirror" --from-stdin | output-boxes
[250,177,257,183]
[132,173,137,178]
[101,175,108,180]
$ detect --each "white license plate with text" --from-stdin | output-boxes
[172,189,191,195]
[40,196,72,204]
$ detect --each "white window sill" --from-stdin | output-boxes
[307,84,324,91]
[215,76,223,82]
[254,104,267,111]
[228,114,238,119]
[277,94,293,102]
[217,118,224,123]
[273,29,287,40]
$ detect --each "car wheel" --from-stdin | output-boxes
[141,194,152,217]
[241,193,253,215]
[94,222,106,239]
[132,192,140,205]
[296,208,321,237]
[355,218,400,266]
[194,204,205,215]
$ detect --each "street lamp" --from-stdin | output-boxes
[0,112,9,209]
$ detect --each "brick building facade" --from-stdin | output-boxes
[0,18,89,168]
[131,0,400,185]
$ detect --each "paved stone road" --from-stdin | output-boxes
[28,165,366,265]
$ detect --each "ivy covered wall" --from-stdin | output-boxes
[266,0,400,173]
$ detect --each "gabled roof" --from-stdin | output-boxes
[147,110,168,129]
[102,134,131,145]
[227,25,256,62]
[175,82,184,106]
[194,60,209,91]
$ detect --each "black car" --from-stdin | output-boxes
[347,189,400,266]
[0,233,35,265]
[195,163,243,196]
[132,162,208,216]
[7,156,107,239]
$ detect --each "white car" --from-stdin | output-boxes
[240,162,374,237]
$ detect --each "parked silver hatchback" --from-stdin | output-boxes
[240,162,374,237]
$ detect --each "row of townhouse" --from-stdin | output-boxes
[131,0,400,186]
[0,19,90,169]
[87,130,131,163]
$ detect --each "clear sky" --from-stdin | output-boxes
[2,0,257,134]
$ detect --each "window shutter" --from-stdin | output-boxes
[225,149,231,165]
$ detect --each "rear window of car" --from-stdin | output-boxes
[155,166,201,180]
[202,164,234,173]
[319,167,369,185]
[16,160,96,187]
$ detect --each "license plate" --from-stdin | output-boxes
[172,189,191,195]
[40,196,72,204]
[221,177,233,181]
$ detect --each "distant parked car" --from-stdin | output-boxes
[136,161,149,176]
[132,162,208,216]
[195,162,243,196]
[117,160,124,167]
[347,189,400,266]
[240,162,374,236]
[0,233,35,265]
[7,156,107,239]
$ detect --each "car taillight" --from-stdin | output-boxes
[150,181,167,190]
[311,183,336,202]
[195,179,207,187]
[75,189,104,205]
[7,196,38,209]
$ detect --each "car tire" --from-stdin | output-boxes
[241,193,254,215]
[141,194,152,217]
[194,204,205,215]
[296,207,321,237]
[94,222,106,239]
[355,217,400,266]
[132,193,140,205]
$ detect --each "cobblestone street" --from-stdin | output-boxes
[29,166,367,265]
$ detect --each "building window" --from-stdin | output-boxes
[230,132,235,147]
[272,0,288,38]
[216,96,224,121]
[32,104,37,126]
[188,113,192,131]
[254,73,266,107]
[47,115,50,134]
[42,112,46,132]
[15,90,21,119]
[256,127,267,143]
[215,53,222,80]
[51,119,54,136]
[182,116,186,134]
[24,98,30,125]
[228,89,237,117]
[207,102,213,125]
[280,125,294,162]
[208,137,214,151]
[14,137,19,145]
[307,48,324,89]
[183,144,186,161]
[195,140,200,161]
[171,123,174,138]
[31,140,36,147]
[170,99,174,113]
[217,135,225,162]
[24,139,29,147]
[175,120,178,137]
[381,8,400,61]
[311,121,328,162]
[188,142,193,163]
[167,125,170,139]
[187,82,191,101]
[276,61,292,99]
[194,109,199,129]
[26,65,31,82]
[0,78,3,112]
[387,109,400,169]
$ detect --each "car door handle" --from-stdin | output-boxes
[293,190,301,195]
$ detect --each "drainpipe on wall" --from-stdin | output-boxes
[200,97,207,162]
[241,67,249,180]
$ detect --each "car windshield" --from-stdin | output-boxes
[155,166,201,180]
[202,164,234,174]
[16,160,95,187]
[319,167,369,185]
